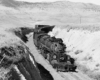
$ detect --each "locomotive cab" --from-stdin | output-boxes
[35,25,55,33]
[37,25,55,33]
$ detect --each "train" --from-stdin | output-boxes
[33,25,77,72]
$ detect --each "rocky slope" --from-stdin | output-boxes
[0,30,43,80]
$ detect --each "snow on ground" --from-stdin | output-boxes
[48,26,100,79]
[26,33,93,80]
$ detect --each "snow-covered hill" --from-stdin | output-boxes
[48,26,100,80]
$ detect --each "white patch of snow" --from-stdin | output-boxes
[14,66,26,80]
[49,27,100,72]
[29,54,36,67]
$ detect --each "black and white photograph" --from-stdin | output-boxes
[0,0,100,80]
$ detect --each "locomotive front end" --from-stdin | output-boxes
[51,42,66,54]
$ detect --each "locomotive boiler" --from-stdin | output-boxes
[33,25,66,53]
[33,25,77,72]
[37,33,66,54]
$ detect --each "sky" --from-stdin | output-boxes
[16,0,100,5]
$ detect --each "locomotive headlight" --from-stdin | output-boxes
[51,43,60,52]
[53,54,57,59]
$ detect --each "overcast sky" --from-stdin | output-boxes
[16,0,100,5]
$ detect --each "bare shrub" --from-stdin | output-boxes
[75,50,83,55]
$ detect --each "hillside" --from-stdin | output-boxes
[1,0,100,24]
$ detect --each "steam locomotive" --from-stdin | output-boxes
[33,25,77,72]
